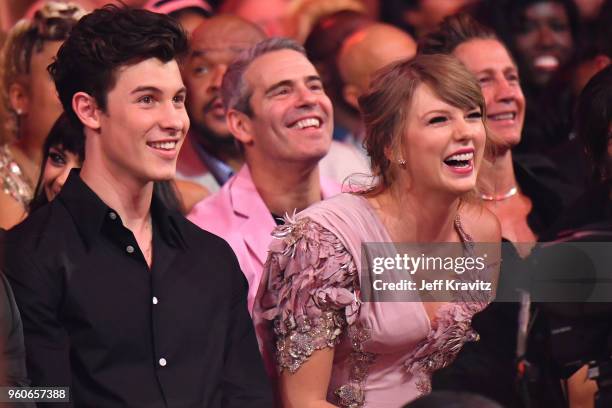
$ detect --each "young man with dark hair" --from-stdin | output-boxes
[4,6,271,407]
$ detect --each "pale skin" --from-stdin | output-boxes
[73,58,189,268]
[227,49,332,218]
[269,83,501,407]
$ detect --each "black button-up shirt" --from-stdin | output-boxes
[3,171,272,407]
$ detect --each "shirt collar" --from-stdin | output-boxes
[58,170,187,250]
[150,192,188,249]
[190,137,235,185]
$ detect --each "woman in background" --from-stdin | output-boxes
[0,2,84,228]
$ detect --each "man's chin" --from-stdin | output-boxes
[192,122,234,146]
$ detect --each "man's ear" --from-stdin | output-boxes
[226,109,254,145]
[342,83,361,110]
[72,92,101,130]
[8,82,29,115]
[594,54,611,71]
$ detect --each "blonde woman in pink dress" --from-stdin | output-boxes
[255,54,501,407]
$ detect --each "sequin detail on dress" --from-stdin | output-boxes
[334,323,377,408]
[0,145,33,207]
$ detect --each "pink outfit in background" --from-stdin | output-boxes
[254,193,489,407]
[188,165,341,313]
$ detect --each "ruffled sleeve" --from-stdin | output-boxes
[259,216,360,374]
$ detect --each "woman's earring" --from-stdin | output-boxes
[398,158,406,167]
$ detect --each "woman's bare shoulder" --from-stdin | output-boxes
[0,191,26,229]
[459,202,501,243]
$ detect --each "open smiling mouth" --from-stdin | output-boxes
[443,151,474,169]
[290,117,321,129]
[147,141,178,151]
[487,112,516,122]
[534,55,559,71]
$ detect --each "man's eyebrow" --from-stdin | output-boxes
[265,75,323,95]
[130,86,187,95]
[305,75,322,83]
[190,50,206,58]
[475,68,494,75]
[190,46,246,58]
[130,86,162,95]
[265,80,293,96]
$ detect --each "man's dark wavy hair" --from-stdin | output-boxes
[48,4,188,128]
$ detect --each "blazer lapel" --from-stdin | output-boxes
[229,166,276,266]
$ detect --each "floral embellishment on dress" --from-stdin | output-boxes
[265,217,360,374]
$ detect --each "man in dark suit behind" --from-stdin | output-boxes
[1,229,31,392]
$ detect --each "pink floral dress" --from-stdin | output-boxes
[255,193,490,407]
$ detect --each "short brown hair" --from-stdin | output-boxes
[417,13,498,56]
[359,53,488,195]
[221,37,305,117]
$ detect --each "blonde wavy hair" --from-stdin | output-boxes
[0,1,85,139]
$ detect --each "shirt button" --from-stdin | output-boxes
[109,212,117,220]
[126,245,135,254]
[152,297,158,305]
[159,358,167,367]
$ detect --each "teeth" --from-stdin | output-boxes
[149,141,177,150]
[489,113,515,121]
[293,118,320,129]
[534,55,559,69]
[446,152,473,161]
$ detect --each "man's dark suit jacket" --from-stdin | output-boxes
[4,172,272,407]
[1,229,32,391]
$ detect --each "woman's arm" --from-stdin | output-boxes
[0,193,26,229]
[258,217,358,408]
[280,348,337,408]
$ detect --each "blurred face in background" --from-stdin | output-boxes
[404,0,477,37]
[9,40,64,143]
[225,0,289,37]
[454,39,526,149]
[513,1,574,87]
[182,16,265,145]
[43,145,82,201]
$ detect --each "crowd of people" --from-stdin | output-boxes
[0,0,610,407]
